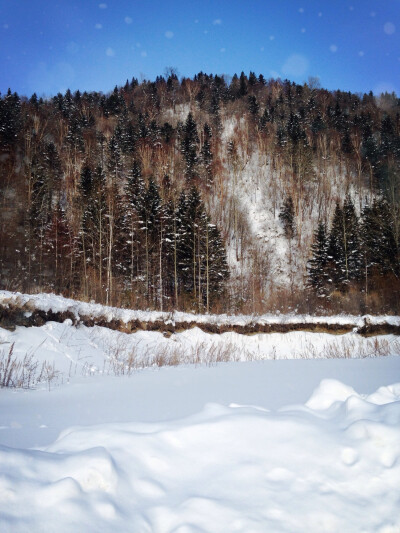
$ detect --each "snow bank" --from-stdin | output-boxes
[2,290,399,332]
[1,319,400,389]
[1,379,399,532]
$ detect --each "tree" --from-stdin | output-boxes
[307,222,330,298]
[43,203,76,292]
[177,186,228,311]
[181,113,199,181]
[361,199,398,279]
[328,196,361,289]
[79,166,108,299]
[279,196,295,238]
[0,89,21,147]
[123,161,147,298]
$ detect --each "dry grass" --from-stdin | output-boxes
[0,343,60,390]
[298,336,400,360]
[101,339,252,376]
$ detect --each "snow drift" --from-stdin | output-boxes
[1,380,400,532]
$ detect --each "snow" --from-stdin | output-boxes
[2,289,400,329]
[1,361,400,532]
[218,113,370,294]
[1,293,400,531]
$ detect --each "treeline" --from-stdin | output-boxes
[21,153,228,311]
[0,71,399,313]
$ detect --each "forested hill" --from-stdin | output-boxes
[0,72,399,314]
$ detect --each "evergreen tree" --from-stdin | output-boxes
[177,186,228,310]
[181,113,199,181]
[239,72,248,97]
[248,95,259,117]
[107,132,123,181]
[0,89,21,147]
[307,222,330,298]
[279,196,295,238]
[361,199,398,278]
[66,117,84,154]
[328,196,361,289]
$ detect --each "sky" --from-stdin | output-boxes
[0,0,399,98]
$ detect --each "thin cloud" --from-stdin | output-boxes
[212,19,222,25]
[106,47,115,57]
[125,17,133,24]
[165,31,174,39]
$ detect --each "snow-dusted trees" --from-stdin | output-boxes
[328,196,361,287]
[79,166,108,299]
[307,196,361,296]
[177,186,228,311]
[307,222,329,298]
[1,73,400,313]
[181,113,199,182]
[308,195,399,307]
[0,89,21,147]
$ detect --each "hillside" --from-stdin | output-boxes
[1,74,399,314]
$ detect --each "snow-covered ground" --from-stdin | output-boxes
[1,292,400,532]
[1,355,400,532]
[2,290,400,329]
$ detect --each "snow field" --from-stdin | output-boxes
[1,291,400,532]
[1,379,400,532]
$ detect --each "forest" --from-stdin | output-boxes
[0,71,399,314]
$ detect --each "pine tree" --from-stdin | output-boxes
[361,199,398,278]
[107,132,123,181]
[239,72,248,97]
[279,196,295,238]
[0,89,21,147]
[307,222,330,298]
[181,113,199,181]
[328,196,361,289]
[248,95,259,117]
[177,186,228,310]
[66,117,84,155]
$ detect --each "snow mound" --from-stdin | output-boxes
[306,379,400,410]
[1,381,400,533]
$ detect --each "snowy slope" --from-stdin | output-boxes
[219,115,369,293]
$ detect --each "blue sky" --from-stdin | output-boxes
[1,0,399,97]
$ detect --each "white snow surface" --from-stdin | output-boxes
[1,293,400,532]
[2,290,400,327]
